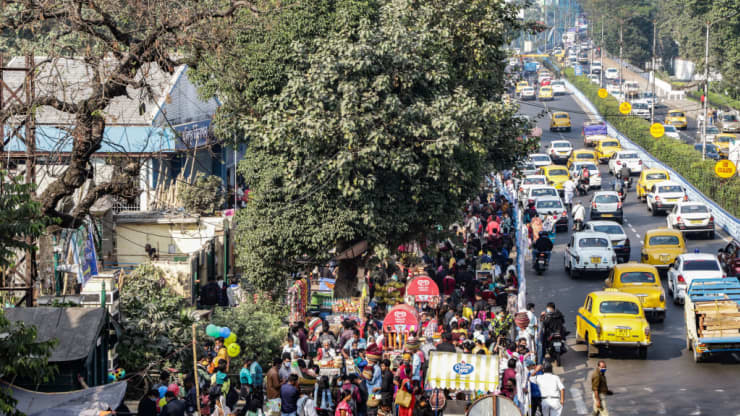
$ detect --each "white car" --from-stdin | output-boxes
[666,253,724,304]
[583,221,630,263]
[518,175,547,201]
[569,161,602,189]
[663,124,680,140]
[590,61,602,75]
[529,153,553,168]
[606,83,621,96]
[666,201,715,238]
[521,87,536,100]
[551,80,567,95]
[605,67,619,80]
[522,185,559,207]
[589,191,624,224]
[587,74,600,84]
[640,91,659,107]
[547,140,574,163]
[622,80,640,94]
[630,100,650,119]
[538,72,552,83]
[646,180,687,215]
[608,151,643,176]
[533,196,569,232]
[564,231,617,278]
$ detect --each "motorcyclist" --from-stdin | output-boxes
[541,302,567,353]
[532,231,554,266]
[572,201,586,231]
[618,164,630,181]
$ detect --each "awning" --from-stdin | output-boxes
[406,276,439,302]
[2,380,127,416]
[383,304,419,332]
[426,351,500,392]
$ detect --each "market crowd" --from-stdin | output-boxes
[140,174,569,416]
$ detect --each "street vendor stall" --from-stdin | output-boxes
[383,303,419,351]
[405,275,441,309]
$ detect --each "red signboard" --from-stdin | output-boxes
[383,304,419,332]
[406,276,440,303]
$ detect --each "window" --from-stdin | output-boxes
[531,188,557,197]
[554,114,568,119]
[646,173,667,181]
[680,205,708,214]
[524,177,546,185]
[620,153,638,159]
[553,142,571,148]
[579,238,609,248]
[683,260,720,271]
[619,272,656,284]
[586,297,593,312]
[592,225,623,235]
[722,114,738,122]
[670,112,685,118]
[548,169,568,176]
[658,185,683,193]
[599,301,639,314]
[531,155,550,162]
[537,200,563,209]
[648,235,680,246]
[664,125,677,132]
[716,136,733,144]
[577,153,593,159]
[602,141,619,147]
[594,194,619,204]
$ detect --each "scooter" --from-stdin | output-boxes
[548,333,565,366]
[534,251,550,275]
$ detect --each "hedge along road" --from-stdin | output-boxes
[515,86,740,415]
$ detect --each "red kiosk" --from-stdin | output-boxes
[383,303,420,351]
[405,275,441,309]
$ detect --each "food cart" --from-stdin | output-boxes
[383,303,420,352]
[405,275,441,310]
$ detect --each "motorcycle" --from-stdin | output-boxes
[548,333,565,366]
[534,251,549,275]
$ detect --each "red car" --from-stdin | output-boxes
[719,239,740,277]
[540,78,552,86]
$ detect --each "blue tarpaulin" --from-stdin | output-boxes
[4,125,174,153]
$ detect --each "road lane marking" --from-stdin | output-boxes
[732,353,740,361]
[690,407,701,415]
[569,386,589,415]
[643,387,653,393]
[657,402,667,414]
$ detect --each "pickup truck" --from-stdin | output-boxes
[684,278,740,362]
[582,122,608,147]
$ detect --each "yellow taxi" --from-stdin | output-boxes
[636,168,670,201]
[553,50,566,61]
[550,111,572,132]
[640,228,686,269]
[540,164,570,191]
[515,81,529,95]
[567,149,598,169]
[665,110,688,130]
[538,86,554,101]
[714,133,737,158]
[604,263,666,322]
[594,138,622,163]
[576,289,651,359]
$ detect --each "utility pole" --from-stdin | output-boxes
[600,16,605,87]
[701,20,709,160]
[651,20,657,125]
[619,21,624,96]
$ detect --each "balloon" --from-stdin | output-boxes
[158,385,167,398]
[224,332,237,346]
[227,343,241,357]
[206,324,219,337]
[168,383,180,396]
[108,372,115,382]
[219,327,231,338]
[118,369,126,379]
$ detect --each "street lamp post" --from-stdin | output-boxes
[651,20,657,125]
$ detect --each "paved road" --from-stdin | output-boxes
[516,88,740,415]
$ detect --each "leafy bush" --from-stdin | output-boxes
[210,297,287,368]
[561,67,740,217]
[180,174,225,215]
[118,264,197,372]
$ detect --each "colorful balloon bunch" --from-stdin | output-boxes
[205,324,241,357]
[107,368,126,382]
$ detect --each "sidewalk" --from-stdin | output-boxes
[598,55,703,122]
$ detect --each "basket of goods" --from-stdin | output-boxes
[514,312,530,330]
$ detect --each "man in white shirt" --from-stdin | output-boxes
[531,363,565,416]
[563,178,576,211]
[572,201,586,231]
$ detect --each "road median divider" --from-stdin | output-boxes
[553,66,740,241]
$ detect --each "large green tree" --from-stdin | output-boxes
[224,0,534,295]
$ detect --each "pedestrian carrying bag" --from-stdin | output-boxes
[394,389,412,408]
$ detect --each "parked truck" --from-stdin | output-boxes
[684,278,740,363]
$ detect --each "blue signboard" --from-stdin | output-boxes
[174,119,212,150]
[575,64,583,76]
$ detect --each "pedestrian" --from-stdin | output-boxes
[266,358,282,400]
[248,356,264,404]
[335,389,354,416]
[281,374,301,416]
[137,388,159,416]
[524,360,542,416]
[160,391,187,416]
[314,376,334,416]
[563,178,576,212]
[379,359,395,408]
[531,363,564,416]
[353,374,369,416]
[591,361,612,415]
[279,353,293,382]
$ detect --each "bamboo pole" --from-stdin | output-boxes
[192,324,201,415]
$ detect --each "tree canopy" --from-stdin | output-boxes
[202,0,534,294]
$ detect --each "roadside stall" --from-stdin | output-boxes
[383,303,420,352]
[288,277,310,324]
[425,351,509,416]
[405,275,441,310]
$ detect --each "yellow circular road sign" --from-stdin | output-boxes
[598,88,608,99]
[619,102,632,115]
[714,159,737,179]
[650,123,665,138]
